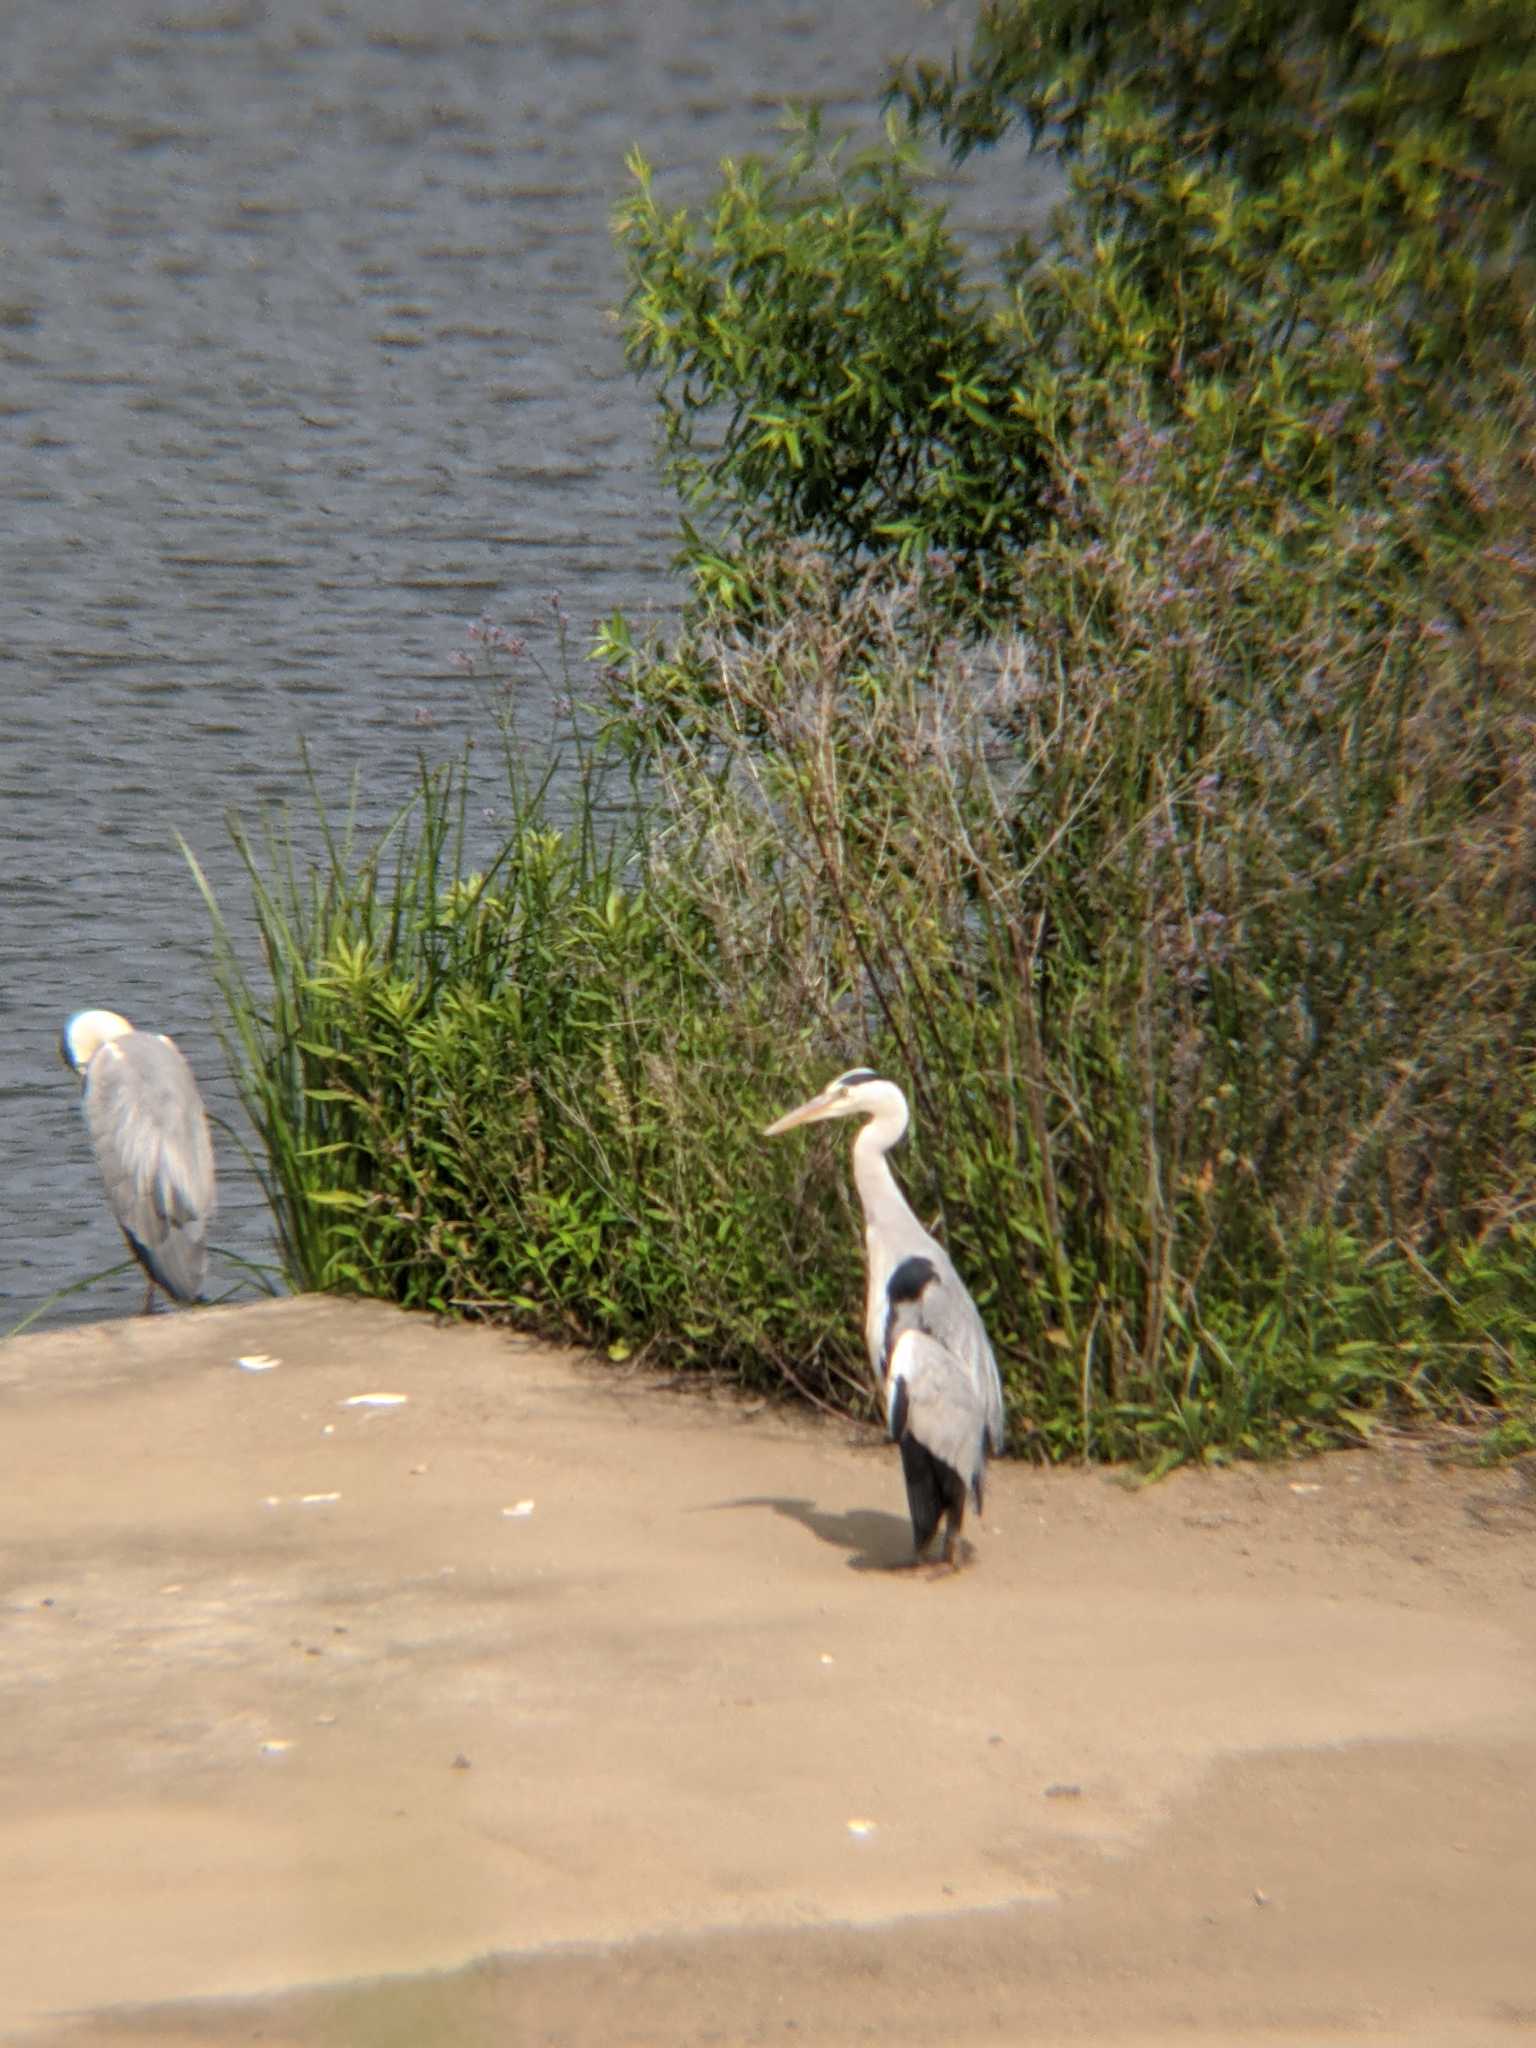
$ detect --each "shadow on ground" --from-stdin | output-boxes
[712,1494,917,1570]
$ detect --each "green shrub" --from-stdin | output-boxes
[199,0,1536,1463]
[200,492,1536,1458]
[617,116,1048,611]
[619,0,1536,618]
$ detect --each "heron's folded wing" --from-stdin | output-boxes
[887,1329,986,1489]
[906,1251,1005,1455]
[83,1036,215,1298]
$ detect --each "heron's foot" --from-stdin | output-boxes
[928,1533,975,1576]
[914,1558,958,1581]
[899,1537,972,1577]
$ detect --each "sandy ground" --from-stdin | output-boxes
[0,1296,1533,2048]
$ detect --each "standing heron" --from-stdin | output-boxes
[764,1069,1005,1569]
[61,1009,217,1311]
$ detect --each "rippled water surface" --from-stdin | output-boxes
[2,0,1048,1329]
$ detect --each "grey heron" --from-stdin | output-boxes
[61,1009,217,1310]
[764,1070,1005,1568]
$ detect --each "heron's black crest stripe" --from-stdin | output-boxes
[834,1066,879,1087]
[887,1254,938,1307]
[880,1256,939,1379]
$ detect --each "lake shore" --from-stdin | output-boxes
[3,1295,1533,2046]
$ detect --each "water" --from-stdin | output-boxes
[1,0,1049,1330]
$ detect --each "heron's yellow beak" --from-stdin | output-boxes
[763,1090,839,1138]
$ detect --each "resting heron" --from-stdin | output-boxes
[764,1069,1005,1569]
[61,1009,217,1310]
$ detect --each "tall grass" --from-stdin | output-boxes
[186,735,875,1405]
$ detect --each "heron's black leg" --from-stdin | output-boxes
[897,1437,972,1576]
[940,1500,965,1570]
[899,1435,944,1560]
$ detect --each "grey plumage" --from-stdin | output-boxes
[62,1009,216,1307]
[882,1254,989,1561]
[764,1070,1004,1568]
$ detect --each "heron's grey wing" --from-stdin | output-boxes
[82,1035,216,1300]
[886,1329,987,1503]
[915,1253,1007,1456]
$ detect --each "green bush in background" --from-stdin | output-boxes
[205,0,1536,1462]
[620,0,1536,615]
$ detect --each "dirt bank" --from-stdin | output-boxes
[2,1296,1533,2045]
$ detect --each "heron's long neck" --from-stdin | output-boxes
[851,1102,918,1246]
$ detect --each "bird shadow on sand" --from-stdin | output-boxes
[710,1496,915,1572]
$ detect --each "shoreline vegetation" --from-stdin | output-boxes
[196,2,1536,1467]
